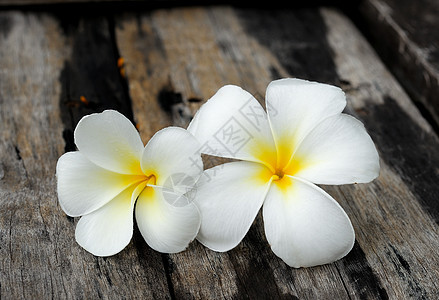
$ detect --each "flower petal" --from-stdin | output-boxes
[141,127,202,194]
[290,114,380,184]
[188,85,277,167]
[56,151,145,217]
[263,175,355,268]
[74,110,144,175]
[75,182,146,256]
[135,186,201,253]
[266,78,346,168]
[193,161,273,252]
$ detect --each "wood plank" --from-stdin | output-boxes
[322,8,439,299]
[0,0,142,5]
[0,11,171,299]
[2,4,439,300]
[116,7,354,299]
[116,5,439,299]
[359,0,439,128]
[0,0,352,6]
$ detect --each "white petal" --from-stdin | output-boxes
[290,114,380,184]
[188,85,277,167]
[263,176,355,268]
[135,186,201,253]
[74,110,144,175]
[75,182,145,257]
[266,78,346,168]
[194,161,273,252]
[141,127,202,194]
[56,151,145,217]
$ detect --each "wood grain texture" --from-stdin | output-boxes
[1,4,439,299]
[323,8,439,299]
[359,0,439,128]
[115,6,439,299]
[0,11,171,299]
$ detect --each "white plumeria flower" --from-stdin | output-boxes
[56,110,202,256]
[188,78,380,268]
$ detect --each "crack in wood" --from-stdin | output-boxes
[359,96,439,224]
[161,254,176,300]
[386,244,427,299]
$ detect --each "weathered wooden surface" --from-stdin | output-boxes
[0,11,171,299]
[0,0,141,5]
[359,0,439,128]
[1,4,439,299]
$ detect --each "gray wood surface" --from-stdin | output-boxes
[0,4,438,299]
[359,0,439,128]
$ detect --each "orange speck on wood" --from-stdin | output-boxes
[117,57,124,68]
[79,96,89,105]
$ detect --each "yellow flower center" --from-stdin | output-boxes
[144,174,157,185]
[251,137,306,192]
[272,168,285,181]
[125,173,158,205]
